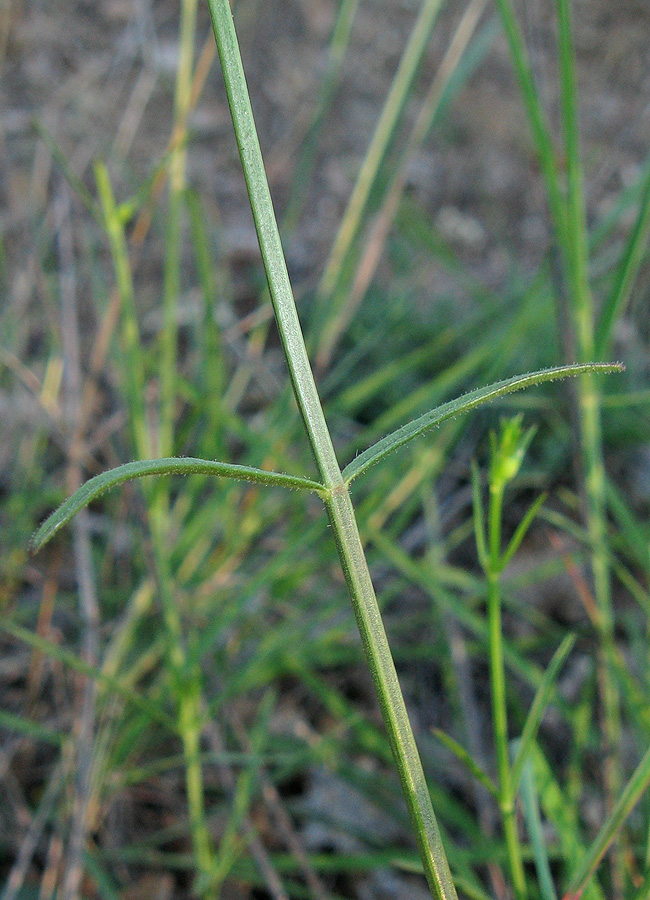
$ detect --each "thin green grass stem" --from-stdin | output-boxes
[282,0,360,232]
[473,419,543,899]
[497,1,625,889]
[518,754,558,900]
[325,486,458,899]
[556,0,592,361]
[95,162,151,461]
[493,0,566,244]
[564,743,650,900]
[487,490,527,900]
[487,572,526,900]
[316,0,492,370]
[160,0,198,460]
[186,190,228,458]
[595,161,650,356]
[146,2,219,876]
[206,1,457,895]
[147,494,218,898]
[312,0,443,347]
[179,673,215,878]
[555,3,622,887]
[96,161,217,896]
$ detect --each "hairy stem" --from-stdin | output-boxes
[206,1,457,895]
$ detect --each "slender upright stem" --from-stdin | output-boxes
[494,2,623,888]
[313,0,443,351]
[555,3,622,891]
[160,0,198,459]
[487,483,527,900]
[205,1,457,896]
[157,10,218,879]
[97,162,216,897]
[492,0,566,246]
[326,486,458,899]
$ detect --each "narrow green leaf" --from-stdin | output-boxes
[432,728,498,799]
[532,746,605,900]
[94,160,151,461]
[500,492,547,572]
[343,364,623,485]
[83,851,122,900]
[518,750,558,900]
[512,633,576,792]
[493,0,566,242]
[596,157,650,356]
[563,743,650,900]
[0,708,65,748]
[449,877,494,900]
[1,620,176,731]
[34,120,102,222]
[471,461,489,571]
[313,0,443,328]
[31,457,325,552]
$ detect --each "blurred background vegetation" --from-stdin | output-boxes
[1,0,649,897]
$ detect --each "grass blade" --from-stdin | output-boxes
[518,752,559,900]
[556,1,624,889]
[471,461,488,570]
[432,729,498,799]
[313,0,444,328]
[315,2,494,368]
[493,0,566,241]
[34,120,101,223]
[94,160,151,461]
[500,492,547,571]
[511,633,576,793]
[1,620,176,731]
[532,746,605,900]
[207,3,460,894]
[0,709,65,748]
[31,458,325,552]
[595,158,650,356]
[343,363,622,484]
[563,744,650,900]
[282,0,360,231]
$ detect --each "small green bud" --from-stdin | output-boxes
[489,414,536,490]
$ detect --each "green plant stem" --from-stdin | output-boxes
[208,0,339,489]
[155,0,220,876]
[487,573,525,900]
[492,0,566,245]
[312,0,443,352]
[487,483,527,900]
[496,1,623,887]
[316,0,491,370]
[206,1,457,896]
[150,533,216,896]
[179,673,215,878]
[95,162,151,461]
[555,3,622,891]
[282,0,360,232]
[96,164,216,896]
[160,0,198,459]
[325,485,457,899]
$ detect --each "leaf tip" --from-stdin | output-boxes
[28,512,62,556]
[597,360,625,373]
[28,530,45,557]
